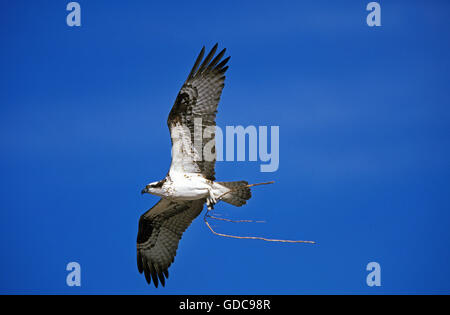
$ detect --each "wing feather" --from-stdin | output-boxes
[136,199,204,287]
[167,44,230,180]
[197,43,218,74]
[206,48,226,72]
[186,46,205,81]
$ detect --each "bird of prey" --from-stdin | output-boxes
[137,44,256,288]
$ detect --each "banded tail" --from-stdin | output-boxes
[217,181,274,207]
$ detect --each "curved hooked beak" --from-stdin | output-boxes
[141,187,148,195]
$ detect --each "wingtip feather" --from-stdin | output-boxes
[186,46,206,80]
[197,44,219,74]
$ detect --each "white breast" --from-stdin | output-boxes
[167,172,211,201]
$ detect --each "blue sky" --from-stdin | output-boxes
[1,0,450,294]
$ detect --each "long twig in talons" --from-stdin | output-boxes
[206,180,316,244]
[207,215,265,224]
[204,217,316,244]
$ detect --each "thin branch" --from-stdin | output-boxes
[207,214,265,224]
[206,180,316,244]
[204,216,316,244]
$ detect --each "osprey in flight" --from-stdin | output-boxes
[137,44,254,287]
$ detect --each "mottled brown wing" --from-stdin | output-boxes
[167,44,230,180]
[136,199,205,287]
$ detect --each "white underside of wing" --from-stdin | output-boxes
[169,123,202,175]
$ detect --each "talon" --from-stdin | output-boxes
[206,197,214,211]
[207,189,217,207]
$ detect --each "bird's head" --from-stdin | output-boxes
[141,179,166,196]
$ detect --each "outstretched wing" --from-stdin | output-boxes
[167,44,230,181]
[136,199,205,287]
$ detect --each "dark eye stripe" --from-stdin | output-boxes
[152,179,166,188]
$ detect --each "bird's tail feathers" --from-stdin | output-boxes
[217,181,274,207]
